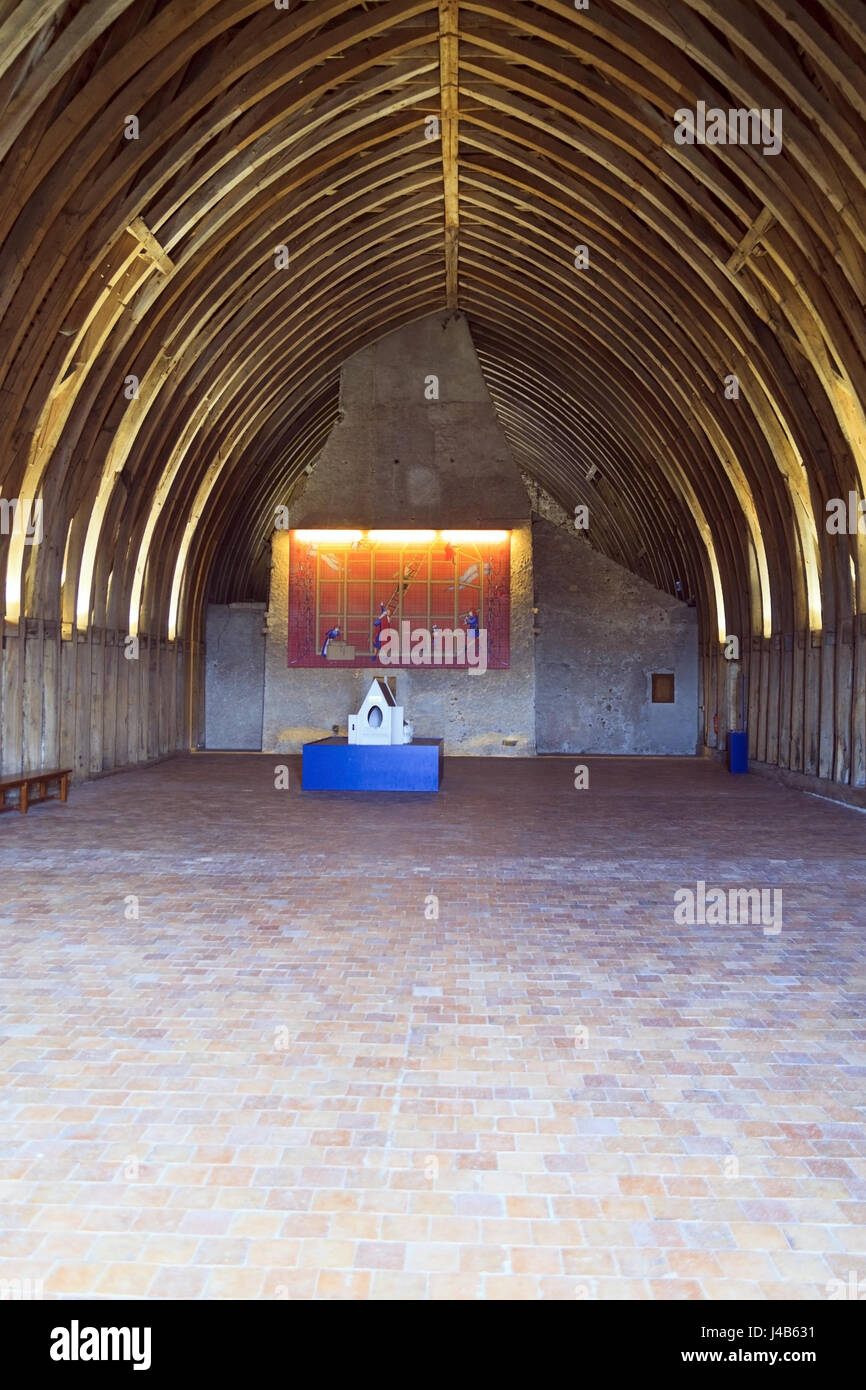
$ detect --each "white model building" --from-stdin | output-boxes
[348,678,411,745]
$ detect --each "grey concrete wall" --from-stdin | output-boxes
[533,517,699,755]
[288,310,529,528]
[205,604,266,749]
[262,311,535,756]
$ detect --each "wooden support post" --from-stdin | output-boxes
[766,634,781,767]
[853,615,866,788]
[804,634,822,776]
[834,620,853,785]
[819,628,836,781]
[779,634,794,770]
[791,632,806,773]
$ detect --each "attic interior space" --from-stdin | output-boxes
[0,0,865,1321]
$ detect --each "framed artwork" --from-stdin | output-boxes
[287,529,510,669]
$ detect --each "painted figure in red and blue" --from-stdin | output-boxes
[372,602,391,662]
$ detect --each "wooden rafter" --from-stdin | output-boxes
[438,0,459,308]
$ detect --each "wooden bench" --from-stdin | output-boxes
[0,768,72,815]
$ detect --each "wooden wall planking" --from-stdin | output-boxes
[0,627,194,779]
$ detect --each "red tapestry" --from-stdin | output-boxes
[287,532,510,669]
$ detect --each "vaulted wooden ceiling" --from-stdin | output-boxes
[1,0,865,660]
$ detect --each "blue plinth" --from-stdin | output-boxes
[728,730,748,774]
[302,737,443,791]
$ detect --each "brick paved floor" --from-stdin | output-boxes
[0,753,864,1301]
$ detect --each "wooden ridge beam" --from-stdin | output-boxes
[439,0,459,307]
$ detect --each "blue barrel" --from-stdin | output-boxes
[728,730,748,774]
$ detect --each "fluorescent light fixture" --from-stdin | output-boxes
[292,528,510,547]
[367,530,437,543]
[441,530,509,544]
[295,529,363,544]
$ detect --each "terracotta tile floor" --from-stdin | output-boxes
[1,753,864,1301]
